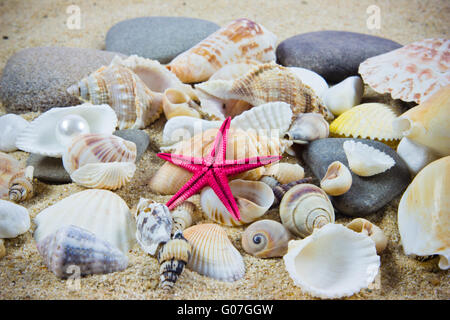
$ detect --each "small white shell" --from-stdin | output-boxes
[70,162,136,190]
[162,116,221,147]
[0,114,29,152]
[346,218,388,254]
[343,140,395,176]
[396,137,440,176]
[322,76,364,116]
[288,67,329,97]
[320,161,352,196]
[0,199,30,238]
[285,113,329,143]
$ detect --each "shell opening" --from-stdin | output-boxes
[166,89,189,105]
[392,117,412,136]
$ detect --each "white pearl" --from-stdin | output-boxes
[55,114,90,146]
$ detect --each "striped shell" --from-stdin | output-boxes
[260,163,305,187]
[8,166,34,202]
[70,162,136,190]
[0,152,20,200]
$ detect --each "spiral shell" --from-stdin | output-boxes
[320,161,352,196]
[1,152,21,200]
[260,163,305,188]
[285,113,329,144]
[162,88,201,120]
[280,184,335,238]
[8,166,34,202]
[70,162,136,190]
[346,218,387,254]
[171,201,196,235]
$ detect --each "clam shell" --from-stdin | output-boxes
[261,163,305,186]
[285,113,329,144]
[346,218,387,254]
[0,114,29,152]
[283,223,380,299]
[396,137,440,176]
[16,104,118,158]
[343,140,395,176]
[162,116,221,147]
[359,38,450,104]
[34,189,135,253]
[183,223,245,281]
[0,199,30,238]
[320,161,352,196]
[168,18,277,83]
[162,88,201,120]
[288,67,328,98]
[70,162,136,190]
[398,156,450,270]
[0,152,21,200]
[322,76,364,116]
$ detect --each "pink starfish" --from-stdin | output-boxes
[157,117,281,221]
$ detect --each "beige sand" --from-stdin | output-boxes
[0,0,449,300]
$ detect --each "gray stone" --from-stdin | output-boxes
[0,47,126,113]
[113,129,149,161]
[300,138,411,217]
[27,154,71,183]
[105,16,220,64]
[276,31,402,83]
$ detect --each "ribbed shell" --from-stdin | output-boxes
[0,152,20,199]
[70,162,136,190]
[262,163,305,185]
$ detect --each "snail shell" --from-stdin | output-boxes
[285,113,329,144]
[8,166,34,202]
[279,184,335,238]
[263,177,313,206]
[320,161,352,196]
[346,218,388,254]
[171,201,196,235]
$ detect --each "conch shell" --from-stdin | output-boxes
[285,113,329,144]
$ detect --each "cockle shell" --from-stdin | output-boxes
[279,183,335,238]
[398,156,450,270]
[285,113,329,144]
[0,152,20,200]
[8,166,34,202]
[396,137,440,176]
[392,85,450,157]
[16,104,117,158]
[343,140,395,177]
[0,114,29,152]
[288,67,329,98]
[0,199,30,238]
[260,163,305,187]
[37,225,128,279]
[359,38,450,104]
[241,219,291,258]
[135,199,172,255]
[322,76,364,116]
[346,218,387,254]
[162,88,201,120]
[283,223,380,299]
[171,201,196,235]
[62,133,137,175]
[196,62,333,120]
[320,161,352,196]
[183,223,245,281]
[168,18,277,83]
[200,179,274,226]
[70,162,136,190]
[162,116,221,147]
[34,189,135,253]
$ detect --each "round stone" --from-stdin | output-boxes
[55,114,90,146]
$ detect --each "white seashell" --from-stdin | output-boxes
[320,161,352,196]
[322,76,364,116]
[343,140,395,176]
[210,60,261,81]
[200,179,274,226]
[183,223,245,281]
[396,137,440,176]
[398,156,450,270]
[288,67,329,98]
[34,189,135,253]
[16,104,118,158]
[0,199,30,238]
[260,163,305,187]
[162,116,221,147]
[346,218,387,254]
[162,88,201,120]
[285,113,329,144]
[283,223,380,299]
[70,162,136,190]
[0,114,29,152]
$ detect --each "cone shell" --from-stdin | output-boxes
[285,113,329,144]
[346,218,387,254]
[283,223,380,299]
[320,161,352,196]
[0,199,30,238]
[37,225,128,278]
[34,189,135,253]
[0,152,21,200]
[398,156,450,270]
[162,88,201,120]
[0,114,29,152]
[183,223,245,281]
[70,162,136,190]
[359,38,450,104]
[261,163,305,186]
[168,18,277,83]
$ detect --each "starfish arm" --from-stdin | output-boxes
[208,169,241,221]
[206,117,231,165]
[157,153,205,172]
[220,155,282,176]
[166,170,209,210]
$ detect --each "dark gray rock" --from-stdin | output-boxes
[105,17,220,64]
[300,138,410,217]
[27,154,71,183]
[0,47,126,113]
[276,31,402,83]
[113,129,149,161]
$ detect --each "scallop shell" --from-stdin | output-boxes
[62,133,137,175]
[0,199,30,238]
[283,223,380,299]
[37,225,128,279]
[322,76,364,116]
[329,103,403,143]
[359,38,450,104]
[398,156,450,270]
[288,67,329,98]
[242,219,291,258]
[16,104,118,158]
[168,18,277,83]
[346,218,387,254]
[260,163,305,186]
[171,201,196,235]
[0,114,29,152]
[162,116,221,147]
[8,166,34,202]
[34,189,135,253]
[279,183,335,238]
[200,179,274,226]
[343,140,395,177]
[285,113,329,144]
[396,137,440,176]
[0,152,21,200]
[162,88,201,120]
[183,223,245,281]
[320,161,352,196]
[70,162,136,190]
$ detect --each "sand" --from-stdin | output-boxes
[0,0,449,300]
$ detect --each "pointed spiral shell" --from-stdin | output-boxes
[8,166,34,202]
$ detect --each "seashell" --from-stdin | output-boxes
[183,223,245,281]
[0,114,29,152]
[266,177,314,207]
[168,18,277,83]
[67,63,163,130]
[241,219,291,258]
[320,161,352,196]
[0,239,5,259]
[0,199,30,238]
[34,189,135,253]
[285,113,329,144]
[0,152,21,200]
[210,60,261,81]
[398,156,450,270]
[162,116,221,147]
[329,103,403,143]
[135,199,172,255]
[70,162,136,190]
[230,102,293,137]
[279,183,335,238]
[162,88,201,120]
[196,62,333,120]
[346,218,387,254]
[288,67,328,98]
[171,201,196,235]
[16,104,117,158]
[396,137,440,176]
[283,223,380,299]
[8,166,34,202]
[322,76,364,116]
[343,140,395,177]
[200,179,274,226]
[359,38,450,104]
[260,163,305,187]
[37,225,128,279]
[392,86,450,156]
[62,133,137,175]
[157,230,191,290]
